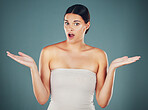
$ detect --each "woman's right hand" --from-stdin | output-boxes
[6,51,36,69]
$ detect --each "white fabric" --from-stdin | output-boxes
[47,68,96,110]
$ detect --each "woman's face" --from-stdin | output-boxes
[64,13,90,41]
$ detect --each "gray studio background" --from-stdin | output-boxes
[1,0,148,110]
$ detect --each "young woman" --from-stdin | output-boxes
[6,4,141,110]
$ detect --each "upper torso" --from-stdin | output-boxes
[45,40,105,110]
[47,40,103,74]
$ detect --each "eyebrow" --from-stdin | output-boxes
[64,19,81,22]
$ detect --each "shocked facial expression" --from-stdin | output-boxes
[64,13,90,41]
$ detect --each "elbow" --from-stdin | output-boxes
[97,97,110,108]
[37,92,50,105]
[40,102,46,105]
[37,96,49,105]
[38,100,48,105]
[100,103,108,108]
[39,102,45,105]
[98,100,110,108]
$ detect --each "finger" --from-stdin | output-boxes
[7,53,22,62]
[130,56,141,58]
[7,53,27,65]
[6,51,15,56]
[121,56,129,61]
[7,52,18,57]
[123,56,128,58]
[128,56,141,61]
[123,57,140,64]
[6,51,11,55]
[18,52,30,57]
[115,56,128,62]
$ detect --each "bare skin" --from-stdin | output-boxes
[6,13,141,107]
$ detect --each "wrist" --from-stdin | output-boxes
[30,64,38,71]
[109,65,116,71]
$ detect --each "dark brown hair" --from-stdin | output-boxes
[64,4,90,34]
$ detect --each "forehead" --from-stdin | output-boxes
[64,13,83,22]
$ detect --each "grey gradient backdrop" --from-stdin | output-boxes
[1,0,148,110]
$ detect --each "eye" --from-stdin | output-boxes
[64,22,69,25]
[74,23,79,26]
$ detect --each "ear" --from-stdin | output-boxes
[86,21,90,30]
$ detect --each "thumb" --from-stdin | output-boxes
[18,52,29,57]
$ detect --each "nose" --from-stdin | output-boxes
[67,25,74,31]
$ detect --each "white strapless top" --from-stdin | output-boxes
[47,68,97,110]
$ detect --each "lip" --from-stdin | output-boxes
[68,32,75,36]
[67,32,75,39]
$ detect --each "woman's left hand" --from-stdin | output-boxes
[110,56,141,69]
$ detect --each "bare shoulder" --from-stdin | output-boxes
[42,42,61,53]
[43,41,65,51]
[40,41,64,61]
[40,44,57,61]
[90,46,106,56]
[93,47,108,64]
[94,47,107,57]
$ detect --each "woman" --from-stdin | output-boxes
[6,4,141,110]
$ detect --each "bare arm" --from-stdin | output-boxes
[95,50,141,108]
[6,47,52,105]
[30,64,49,105]
[30,47,52,105]
[96,64,116,108]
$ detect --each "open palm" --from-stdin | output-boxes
[6,51,36,68]
[110,56,141,69]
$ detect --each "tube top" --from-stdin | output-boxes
[47,68,97,110]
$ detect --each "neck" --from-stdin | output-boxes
[65,39,86,52]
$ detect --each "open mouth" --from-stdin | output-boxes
[68,33,75,38]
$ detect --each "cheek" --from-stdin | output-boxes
[74,25,84,31]
[64,25,66,29]
[64,26,68,31]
